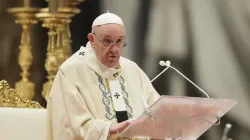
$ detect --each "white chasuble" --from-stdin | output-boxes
[46,42,160,140]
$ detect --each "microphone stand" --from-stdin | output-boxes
[140,60,221,125]
[140,61,171,121]
[221,123,233,140]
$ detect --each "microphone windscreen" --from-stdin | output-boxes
[165,60,171,67]
[226,123,232,128]
[159,61,166,66]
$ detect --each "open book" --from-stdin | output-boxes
[120,95,238,140]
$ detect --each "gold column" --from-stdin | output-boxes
[7,5,39,100]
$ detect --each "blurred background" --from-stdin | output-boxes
[0,0,249,139]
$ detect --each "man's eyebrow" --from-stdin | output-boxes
[115,34,126,39]
[102,34,125,38]
[102,34,112,38]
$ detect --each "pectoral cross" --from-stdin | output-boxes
[113,72,119,78]
[79,51,85,56]
[114,92,120,99]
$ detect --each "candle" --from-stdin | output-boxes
[49,0,58,13]
[58,0,64,8]
[23,0,31,7]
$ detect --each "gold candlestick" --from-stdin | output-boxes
[45,0,85,61]
[55,20,67,65]
[37,0,84,101]
[7,7,39,100]
[58,7,80,59]
[36,11,69,101]
[62,18,72,58]
[48,0,84,59]
[58,0,84,59]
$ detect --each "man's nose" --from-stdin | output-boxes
[110,44,120,52]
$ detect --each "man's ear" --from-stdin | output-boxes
[87,33,95,48]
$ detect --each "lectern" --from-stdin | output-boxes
[120,95,237,140]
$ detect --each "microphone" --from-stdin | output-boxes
[159,60,210,98]
[140,60,171,109]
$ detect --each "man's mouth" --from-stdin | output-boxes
[109,56,116,58]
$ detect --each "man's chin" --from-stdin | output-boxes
[105,60,119,68]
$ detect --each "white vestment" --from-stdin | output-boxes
[46,43,160,140]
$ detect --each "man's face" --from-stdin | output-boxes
[88,24,126,68]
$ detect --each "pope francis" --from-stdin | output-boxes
[46,12,160,140]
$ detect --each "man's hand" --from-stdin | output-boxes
[109,120,132,135]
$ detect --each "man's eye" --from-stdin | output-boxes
[103,39,112,43]
[116,39,122,43]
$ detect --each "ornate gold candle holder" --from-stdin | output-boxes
[56,0,84,59]
[48,0,84,59]
[58,7,80,59]
[39,7,80,61]
[36,11,69,101]
[37,0,84,101]
[7,7,40,100]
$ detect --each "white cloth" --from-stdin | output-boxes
[46,43,160,140]
[0,108,47,140]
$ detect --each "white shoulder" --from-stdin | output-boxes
[120,56,140,69]
[119,57,150,83]
[58,46,87,74]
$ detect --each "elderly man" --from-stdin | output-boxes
[47,12,160,140]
